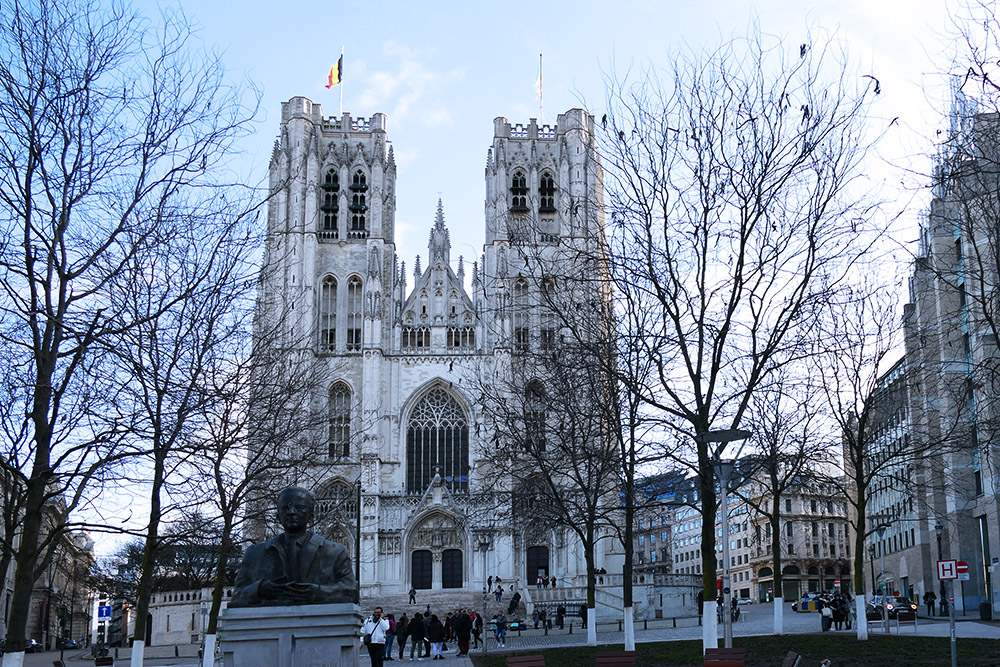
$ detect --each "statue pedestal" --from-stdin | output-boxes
[220,603,361,667]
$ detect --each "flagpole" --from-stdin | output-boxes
[538,53,543,124]
[340,46,344,117]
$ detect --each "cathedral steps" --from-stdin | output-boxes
[363,588,526,621]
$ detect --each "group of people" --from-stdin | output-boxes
[816,593,854,631]
[360,606,485,666]
[535,574,557,588]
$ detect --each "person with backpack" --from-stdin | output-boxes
[360,606,390,667]
[408,612,426,661]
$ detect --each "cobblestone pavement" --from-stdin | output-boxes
[16,605,999,666]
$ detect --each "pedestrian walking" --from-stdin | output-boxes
[395,614,409,661]
[924,590,937,617]
[360,606,391,667]
[472,612,483,649]
[384,613,396,661]
[455,610,472,655]
[556,604,565,629]
[494,586,503,602]
[408,612,425,661]
[426,614,445,660]
[493,611,507,647]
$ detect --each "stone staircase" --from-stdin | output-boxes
[362,588,526,621]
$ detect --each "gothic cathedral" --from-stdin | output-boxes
[257,96,616,597]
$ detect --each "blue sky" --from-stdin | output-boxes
[141,0,952,277]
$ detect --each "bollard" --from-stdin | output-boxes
[644,619,648,630]
[569,622,573,635]
[618,620,622,632]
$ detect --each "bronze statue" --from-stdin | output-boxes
[230,486,357,607]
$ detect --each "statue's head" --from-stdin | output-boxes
[276,486,315,534]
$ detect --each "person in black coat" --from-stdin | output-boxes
[407,612,425,661]
[455,611,472,655]
[426,614,445,660]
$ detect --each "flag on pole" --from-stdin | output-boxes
[326,55,343,89]
[534,54,543,102]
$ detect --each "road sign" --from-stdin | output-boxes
[957,560,970,581]
[938,559,958,580]
[98,605,112,620]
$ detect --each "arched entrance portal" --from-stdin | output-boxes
[527,546,549,583]
[412,550,432,590]
[408,512,466,590]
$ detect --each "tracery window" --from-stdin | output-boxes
[447,326,475,349]
[320,170,339,239]
[329,382,351,458]
[510,171,528,213]
[513,277,529,353]
[349,170,368,238]
[539,172,556,213]
[406,388,469,494]
[402,326,431,349]
[319,276,337,352]
[525,380,546,452]
[346,276,362,351]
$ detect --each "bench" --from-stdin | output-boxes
[704,647,746,667]
[596,650,637,666]
[781,652,832,667]
[865,611,885,631]
[895,610,917,632]
[507,656,546,667]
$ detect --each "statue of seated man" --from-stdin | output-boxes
[231,486,357,607]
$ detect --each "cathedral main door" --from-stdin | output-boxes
[442,549,463,589]
[412,550,432,589]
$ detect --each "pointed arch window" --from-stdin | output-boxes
[320,170,340,240]
[510,171,528,213]
[406,387,469,494]
[347,276,363,351]
[329,382,352,458]
[513,277,530,353]
[539,172,556,213]
[349,170,368,238]
[525,380,546,452]
[319,276,337,352]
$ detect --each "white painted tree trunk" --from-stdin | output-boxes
[773,596,784,635]
[702,601,718,652]
[1,651,25,667]
[131,638,145,667]
[856,596,868,640]
[623,607,634,651]
[202,633,218,667]
[587,607,597,646]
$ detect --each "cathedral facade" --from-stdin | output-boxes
[257,96,616,597]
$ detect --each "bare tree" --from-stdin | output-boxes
[736,368,833,634]
[600,26,884,645]
[0,0,257,662]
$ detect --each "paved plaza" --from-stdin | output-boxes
[15,604,1000,666]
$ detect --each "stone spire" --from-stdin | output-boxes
[428,198,451,266]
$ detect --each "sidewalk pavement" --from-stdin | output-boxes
[17,604,1000,666]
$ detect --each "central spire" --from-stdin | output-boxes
[428,198,451,266]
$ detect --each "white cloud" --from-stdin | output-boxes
[356,41,466,128]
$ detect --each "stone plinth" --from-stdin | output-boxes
[219,603,361,667]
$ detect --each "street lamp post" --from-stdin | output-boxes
[868,544,876,597]
[877,526,887,630]
[355,478,362,605]
[935,522,946,617]
[714,458,736,649]
[479,542,489,657]
[936,522,957,667]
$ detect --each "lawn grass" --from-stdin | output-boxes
[468,634,1000,666]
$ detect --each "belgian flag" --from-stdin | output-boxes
[326,55,343,89]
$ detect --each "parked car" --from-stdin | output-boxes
[25,639,42,653]
[867,595,917,618]
[61,639,80,650]
[736,597,753,605]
